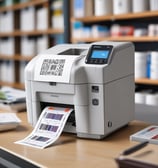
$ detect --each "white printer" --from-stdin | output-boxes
[25,41,134,139]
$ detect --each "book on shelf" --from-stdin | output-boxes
[51,0,64,29]
[150,0,158,11]
[130,125,158,145]
[19,61,28,84]
[73,0,93,18]
[36,6,48,30]
[0,38,15,56]
[21,36,36,56]
[0,11,14,33]
[36,35,48,54]
[0,61,15,83]
[94,0,113,16]
[51,34,64,45]
[20,6,35,31]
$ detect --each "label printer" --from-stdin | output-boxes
[25,41,134,139]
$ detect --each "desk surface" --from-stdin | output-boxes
[0,112,155,168]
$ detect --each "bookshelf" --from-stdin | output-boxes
[71,10,158,23]
[71,36,158,43]
[0,29,63,37]
[135,78,158,85]
[0,0,64,89]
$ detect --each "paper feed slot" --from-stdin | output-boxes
[40,102,76,134]
[58,48,86,56]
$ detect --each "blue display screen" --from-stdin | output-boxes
[91,50,109,59]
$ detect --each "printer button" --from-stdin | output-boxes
[92,99,99,105]
[99,59,103,64]
[92,86,99,93]
[94,60,98,64]
[90,60,93,64]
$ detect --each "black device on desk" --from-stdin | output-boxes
[0,147,42,168]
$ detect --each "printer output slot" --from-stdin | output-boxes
[40,102,76,133]
[58,48,86,56]
[40,102,74,111]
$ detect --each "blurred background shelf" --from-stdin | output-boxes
[0,0,65,89]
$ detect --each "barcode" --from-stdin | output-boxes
[40,59,65,76]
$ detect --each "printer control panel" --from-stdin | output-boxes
[85,45,113,64]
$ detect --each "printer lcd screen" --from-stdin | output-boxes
[91,50,109,59]
[86,45,113,64]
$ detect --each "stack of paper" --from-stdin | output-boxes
[130,125,158,145]
[0,87,26,112]
[0,113,21,131]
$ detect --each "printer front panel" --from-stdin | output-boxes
[30,81,90,130]
[31,81,75,98]
[88,84,105,135]
[28,81,74,126]
[75,84,105,138]
[32,82,89,106]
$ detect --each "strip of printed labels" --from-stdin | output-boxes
[15,106,73,149]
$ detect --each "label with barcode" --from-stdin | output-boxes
[34,54,77,83]
[40,59,65,76]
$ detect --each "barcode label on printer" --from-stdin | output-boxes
[40,59,65,76]
[34,54,76,83]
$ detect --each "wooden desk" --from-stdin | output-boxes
[0,112,153,168]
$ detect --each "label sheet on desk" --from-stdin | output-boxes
[15,107,73,149]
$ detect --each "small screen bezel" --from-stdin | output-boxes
[85,45,113,64]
